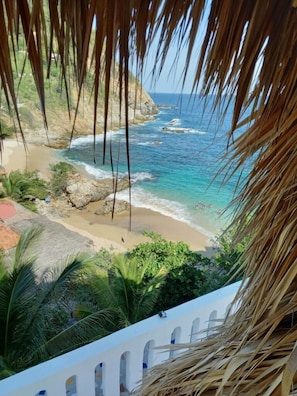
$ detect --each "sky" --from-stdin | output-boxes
[136,5,209,95]
[92,7,208,94]
[139,34,203,95]
[141,49,198,94]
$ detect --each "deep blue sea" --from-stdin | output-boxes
[62,93,249,237]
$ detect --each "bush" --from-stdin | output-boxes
[153,262,209,312]
[212,225,250,284]
[128,232,213,311]
[0,170,49,210]
[128,230,248,312]
[129,231,200,277]
[0,123,14,139]
[49,161,76,197]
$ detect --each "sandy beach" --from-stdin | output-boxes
[1,139,214,255]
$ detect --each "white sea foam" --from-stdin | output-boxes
[167,118,181,125]
[161,128,206,134]
[137,141,163,146]
[137,142,153,146]
[188,129,206,134]
[115,186,214,238]
[70,131,123,147]
[83,164,116,179]
[72,161,154,183]
[131,172,155,183]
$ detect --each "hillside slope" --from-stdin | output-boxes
[0,47,158,147]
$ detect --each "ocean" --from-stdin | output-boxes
[61,93,249,237]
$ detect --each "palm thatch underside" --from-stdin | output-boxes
[1,1,297,394]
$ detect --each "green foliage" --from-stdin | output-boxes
[154,263,208,312]
[0,228,92,377]
[128,231,248,312]
[0,190,6,199]
[0,123,14,139]
[128,232,213,311]
[74,252,166,329]
[49,161,76,197]
[129,231,198,276]
[11,46,72,119]
[50,161,75,174]
[0,224,249,378]
[0,170,49,210]
[213,226,249,284]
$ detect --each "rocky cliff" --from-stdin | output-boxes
[0,55,158,147]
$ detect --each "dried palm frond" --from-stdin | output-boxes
[134,0,297,394]
[1,0,297,394]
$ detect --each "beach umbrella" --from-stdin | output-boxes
[1,0,297,394]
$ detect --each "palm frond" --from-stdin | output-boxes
[0,259,36,359]
[42,253,90,291]
[14,254,91,355]
[13,225,42,270]
[30,308,113,365]
[0,227,43,365]
[134,264,167,322]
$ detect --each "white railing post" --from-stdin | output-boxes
[125,347,144,393]
[102,355,120,396]
[76,368,96,396]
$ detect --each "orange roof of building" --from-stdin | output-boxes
[0,201,17,220]
[0,223,19,251]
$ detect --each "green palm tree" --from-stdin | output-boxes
[0,171,28,201]
[0,170,48,203]
[75,254,166,329]
[0,226,102,377]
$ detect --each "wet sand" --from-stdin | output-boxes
[1,139,214,254]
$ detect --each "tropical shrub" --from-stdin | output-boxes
[128,231,248,312]
[212,225,250,284]
[0,123,14,139]
[0,170,49,211]
[49,161,76,197]
[129,231,199,277]
[153,262,209,312]
[128,232,214,311]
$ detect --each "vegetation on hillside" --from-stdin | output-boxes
[1,25,154,141]
[73,253,167,330]
[129,232,244,312]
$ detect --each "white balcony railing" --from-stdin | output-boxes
[0,281,241,396]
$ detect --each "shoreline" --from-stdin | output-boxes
[1,139,215,255]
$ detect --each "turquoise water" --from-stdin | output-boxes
[62,93,249,236]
